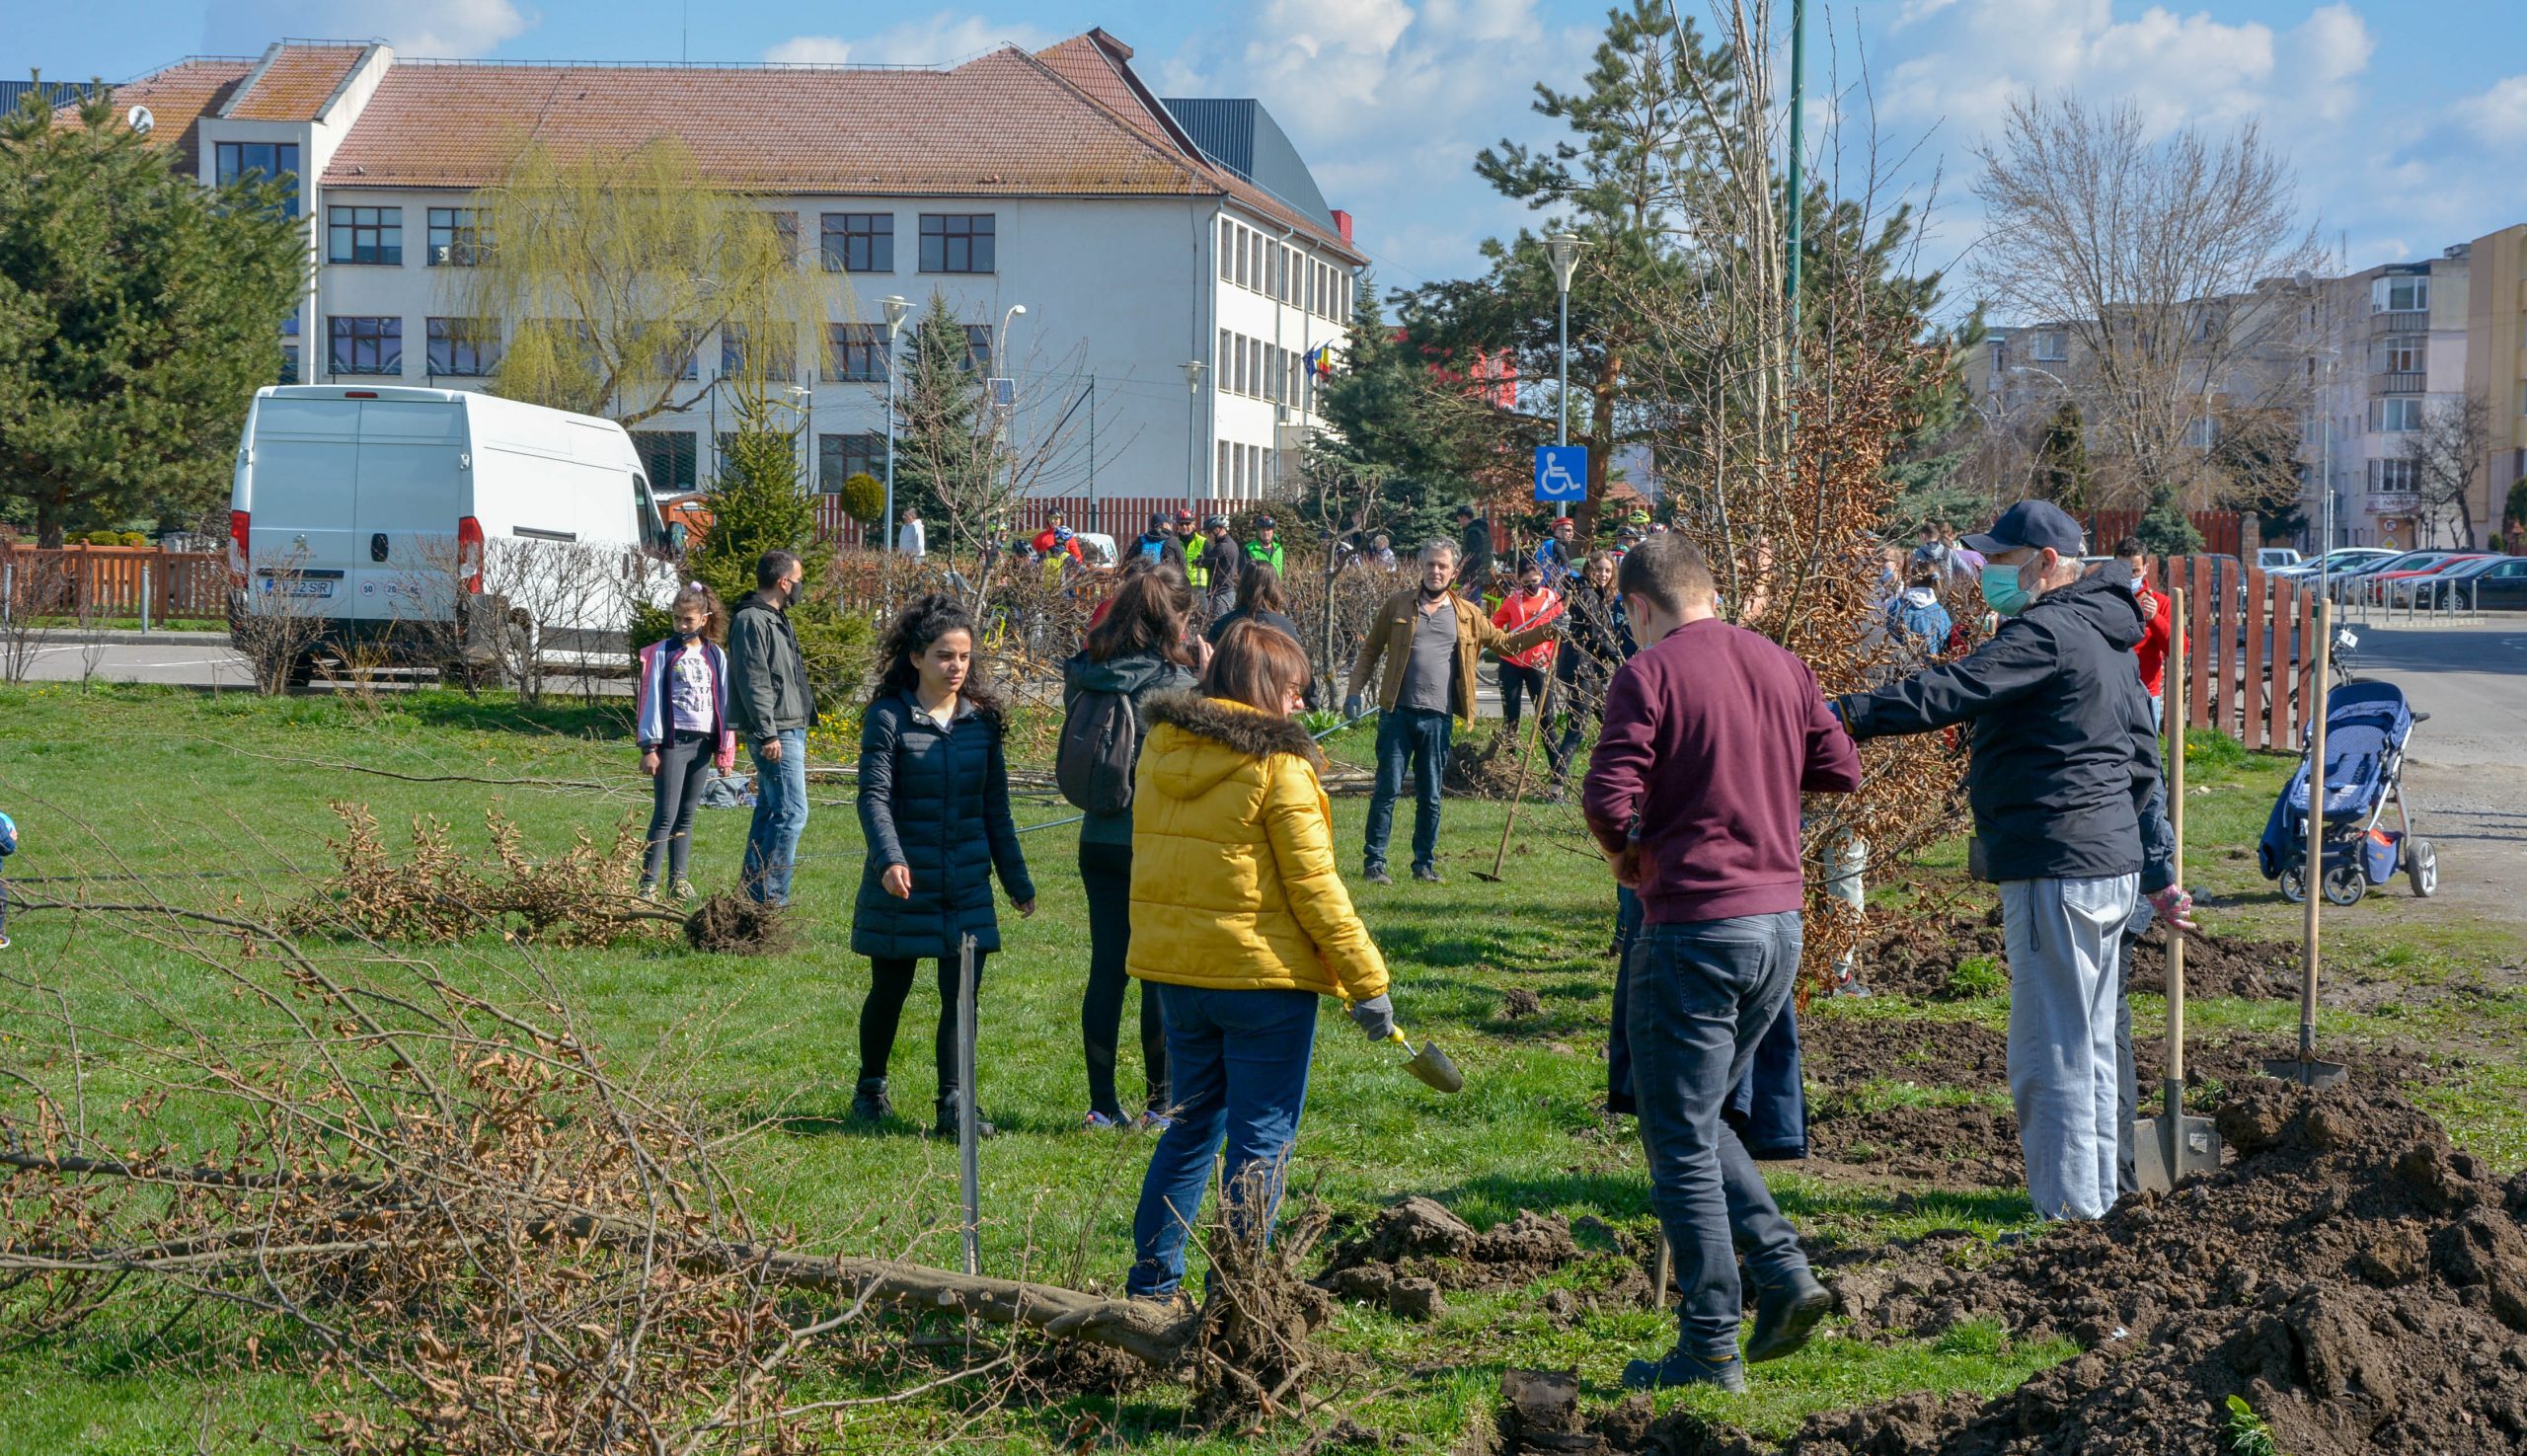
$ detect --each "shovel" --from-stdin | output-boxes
[2134,591,2221,1191]
[1473,677,1554,884]
[1388,1029,1464,1094]
[2265,600,2349,1090]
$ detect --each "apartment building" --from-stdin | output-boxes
[2463,224,2527,543]
[78,30,1362,507]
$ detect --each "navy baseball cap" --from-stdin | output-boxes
[1963,499,2085,556]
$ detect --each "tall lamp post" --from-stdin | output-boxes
[880,294,909,554]
[785,385,812,494]
[1183,359,1207,515]
[1544,232,1585,446]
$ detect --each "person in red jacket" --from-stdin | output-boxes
[1031,508,1073,558]
[1489,556,1564,731]
[2111,537,2177,728]
[1581,533,1860,1393]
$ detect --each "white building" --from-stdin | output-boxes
[89,30,1362,517]
[2307,249,2473,550]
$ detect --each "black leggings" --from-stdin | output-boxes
[859,952,989,1096]
[641,730,714,885]
[1080,842,1169,1118]
[1498,663,1549,730]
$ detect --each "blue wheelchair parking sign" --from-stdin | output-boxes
[1534,445,1587,503]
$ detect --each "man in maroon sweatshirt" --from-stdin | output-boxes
[1582,533,1861,1392]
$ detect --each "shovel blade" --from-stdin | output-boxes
[1405,1039,1464,1094]
[2260,1057,2348,1090]
[2132,1114,2223,1194]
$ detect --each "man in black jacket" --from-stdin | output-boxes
[1833,500,2175,1221]
[1128,512,1189,574]
[728,551,817,906]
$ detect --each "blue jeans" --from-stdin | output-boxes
[741,728,808,905]
[1126,983,1318,1298]
[1364,707,1451,875]
[1628,913,1811,1361]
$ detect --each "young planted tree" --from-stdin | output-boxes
[0,82,303,546]
[889,290,1098,559]
[455,135,823,425]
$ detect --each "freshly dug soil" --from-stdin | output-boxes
[1853,902,2296,1004]
[1806,1105,2026,1189]
[1802,1017,2011,1097]
[1492,1088,2527,1455]
[1317,1197,1644,1321]
[2123,928,2300,1001]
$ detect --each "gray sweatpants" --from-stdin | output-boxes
[2001,874,2140,1221]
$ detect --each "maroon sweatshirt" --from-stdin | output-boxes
[1582,618,1862,924]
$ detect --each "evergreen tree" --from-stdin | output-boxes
[2030,400,2094,511]
[1304,281,1486,550]
[691,395,817,608]
[0,81,304,545]
[890,291,1010,554]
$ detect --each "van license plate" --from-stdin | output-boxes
[263,579,334,598]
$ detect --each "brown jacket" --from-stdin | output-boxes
[1346,587,1558,724]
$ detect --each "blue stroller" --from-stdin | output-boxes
[2257,680,2437,906]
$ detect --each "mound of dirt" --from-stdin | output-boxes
[2123,928,2301,1001]
[1807,1104,2026,1189]
[1319,1197,1618,1320]
[683,892,793,954]
[1853,903,2296,1004]
[1501,987,1546,1020]
[1802,1017,2011,1097]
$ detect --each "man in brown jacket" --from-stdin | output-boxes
[1344,539,1558,883]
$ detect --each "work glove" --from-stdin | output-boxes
[2148,885,2198,937]
[1348,993,1397,1041]
[1343,694,1366,722]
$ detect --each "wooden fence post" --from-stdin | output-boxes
[2242,570,2267,750]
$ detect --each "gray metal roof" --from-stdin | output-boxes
[1159,97,1332,226]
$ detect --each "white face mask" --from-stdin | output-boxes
[2125,574,2146,595]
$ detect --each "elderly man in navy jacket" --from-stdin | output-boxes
[1583,533,1860,1393]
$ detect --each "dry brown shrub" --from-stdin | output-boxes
[288,802,661,948]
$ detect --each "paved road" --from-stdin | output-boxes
[14,637,255,687]
[2330,619,2527,936]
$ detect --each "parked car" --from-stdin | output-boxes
[2410,553,2527,608]
[2272,547,2394,582]
[2256,547,2303,571]
[2326,549,2456,601]
[2366,553,2490,603]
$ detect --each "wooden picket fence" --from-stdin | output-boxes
[2153,554,2319,751]
[2,546,229,622]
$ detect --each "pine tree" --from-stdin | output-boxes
[890,292,1010,555]
[692,395,817,607]
[2030,400,2094,511]
[1305,281,1485,549]
[0,81,304,545]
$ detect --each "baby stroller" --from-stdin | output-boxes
[2257,680,2436,906]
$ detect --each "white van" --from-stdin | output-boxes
[228,386,674,678]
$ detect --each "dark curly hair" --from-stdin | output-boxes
[871,592,1003,723]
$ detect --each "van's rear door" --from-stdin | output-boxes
[349,399,466,624]
[242,395,359,610]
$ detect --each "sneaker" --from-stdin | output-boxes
[1622,1346,1747,1393]
[1364,866,1394,886]
[849,1077,892,1124]
[1413,865,1444,884]
[637,881,659,902]
[670,879,697,902]
[1138,1110,1175,1133]
[1744,1269,1831,1363]
[1084,1110,1127,1131]
[935,1094,997,1140]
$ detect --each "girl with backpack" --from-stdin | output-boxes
[851,594,1036,1137]
[634,582,734,901]
[1121,620,1395,1300]
[1060,572,1199,1130]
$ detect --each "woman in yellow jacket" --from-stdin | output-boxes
[1123,620,1394,1300]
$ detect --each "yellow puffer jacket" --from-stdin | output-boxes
[1127,691,1388,1002]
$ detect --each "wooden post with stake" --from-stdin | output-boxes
[957,933,981,1276]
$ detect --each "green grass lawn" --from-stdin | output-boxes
[0,685,2517,1453]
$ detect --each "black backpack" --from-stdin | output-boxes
[1057,687,1139,816]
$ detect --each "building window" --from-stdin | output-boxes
[1250,339,1265,399]
[328,316,402,376]
[2372,396,2425,432]
[214,140,301,216]
[1219,329,1234,393]
[820,212,894,272]
[2369,458,2418,494]
[326,205,402,265]
[1236,228,1252,290]
[2374,335,2424,375]
[2182,416,2216,449]
[1219,218,1235,281]
[2372,275,2429,313]
[427,207,492,267]
[766,212,800,265]
[816,432,887,493]
[825,323,887,382]
[1217,439,1231,496]
[279,344,299,384]
[721,323,794,382]
[2031,329,2068,361]
[425,317,499,376]
[1232,333,1249,396]
[918,214,995,273]
[962,324,994,375]
[633,431,698,492]
[637,322,702,381]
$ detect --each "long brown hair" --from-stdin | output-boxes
[1202,618,1310,715]
[871,592,1003,723]
[667,580,727,644]
[1084,572,1195,666]
[1234,559,1287,615]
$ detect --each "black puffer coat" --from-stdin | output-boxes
[851,692,1035,959]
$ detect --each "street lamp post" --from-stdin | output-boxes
[1184,359,1207,516]
[786,384,812,499]
[1544,233,1584,447]
[881,294,909,555]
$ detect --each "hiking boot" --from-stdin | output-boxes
[935,1093,997,1140]
[1744,1268,1831,1364]
[849,1077,892,1124]
[1622,1345,1746,1393]
[1413,865,1444,884]
[1364,866,1394,886]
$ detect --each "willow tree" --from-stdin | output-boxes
[453,136,826,423]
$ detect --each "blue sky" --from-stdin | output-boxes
[19,1,2527,313]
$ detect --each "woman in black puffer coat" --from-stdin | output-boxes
[851,594,1035,1137]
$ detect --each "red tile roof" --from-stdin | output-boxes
[225,42,367,121]
[57,58,252,175]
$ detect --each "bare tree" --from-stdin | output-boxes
[0,551,65,683]
[227,546,335,695]
[1971,97,2326,535]
[2401,393,2489,548]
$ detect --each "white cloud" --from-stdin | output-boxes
[204,0,531,58]
[2450,73,2527,146]
[763,13,1058,68]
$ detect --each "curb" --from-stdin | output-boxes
[19,629,233,646]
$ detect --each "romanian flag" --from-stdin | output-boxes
[1305,345,1336,380]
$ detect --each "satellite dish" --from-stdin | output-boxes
[125,105,155,134]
